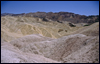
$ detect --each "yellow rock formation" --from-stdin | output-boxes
[1,16,82,42]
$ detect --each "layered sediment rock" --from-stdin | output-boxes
[1,16,99,63]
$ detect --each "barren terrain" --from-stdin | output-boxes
[1,16,99,63]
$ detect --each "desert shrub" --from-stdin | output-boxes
[95,59,98,61]
[69,23,76,27]
[65,30,67,32]
[42,18,48,21]
[57,20,62,23]
[84,25,89,26]
[58,29,63,32]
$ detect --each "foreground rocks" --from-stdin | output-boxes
[1,34,99,63]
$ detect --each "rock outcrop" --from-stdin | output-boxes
[1,12,99,24]
[1,34,99,63]
[1,16,82,42]
[1,15,99,63]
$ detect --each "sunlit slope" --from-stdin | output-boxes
[1,38,60,63]
[1,15,99,63]
[1,34,99,63]
[1,16,81,42]
[71,22,99,36]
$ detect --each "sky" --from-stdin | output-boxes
[1,1,99,16]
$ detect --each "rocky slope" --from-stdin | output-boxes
[1,34,99,63]
[1,16,84,42]
[1,15,99,63]
[1,12,99,24]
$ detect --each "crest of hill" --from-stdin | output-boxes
[1,12,99,24]
[1,16,84,42]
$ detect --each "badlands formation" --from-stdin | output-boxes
[1,16,99,63]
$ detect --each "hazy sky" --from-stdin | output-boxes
[1,1,99,16]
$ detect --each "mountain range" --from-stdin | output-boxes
[1,12,99,24]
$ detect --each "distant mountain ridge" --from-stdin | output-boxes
[1,12,99,24]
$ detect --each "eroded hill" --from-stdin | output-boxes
[1,12,99,24]
[1,16,99,63]
[1,16,84,42]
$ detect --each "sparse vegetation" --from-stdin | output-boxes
[95,59,98,61]
[42,18,48,21]
[58,29,63,32]
[65,30,67,32]
[84,24,89,26]
[69,23,76,27]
